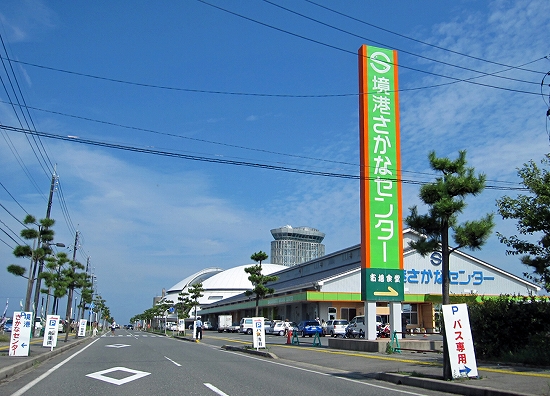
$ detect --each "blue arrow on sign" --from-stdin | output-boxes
[459,366,472,376]
[168,307,175,313]
[21,343,27,349]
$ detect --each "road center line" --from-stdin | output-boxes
[164,356,182,366]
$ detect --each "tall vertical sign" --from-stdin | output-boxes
[359,45,404,301]
[9,311,32,357]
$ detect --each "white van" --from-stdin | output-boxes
[239,318,253,334]
[346,315,383,338]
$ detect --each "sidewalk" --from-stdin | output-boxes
[0,333,91,381]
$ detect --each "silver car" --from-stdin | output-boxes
[266,320,286,336]
[326,319,348,337]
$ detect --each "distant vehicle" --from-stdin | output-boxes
[203,321,212,330]
[127,324,134,330]
[265,320,283,335]
[34,317,43,332]
[239,318,253,335]
[326,319,348,337]
[168,323,179,331]
[218,315,233,332]
[297,320,323,337]
[3,319,13,332]
[346,315,383,338]
[228,322,240,333]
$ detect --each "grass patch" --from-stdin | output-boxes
[0,334,9,342]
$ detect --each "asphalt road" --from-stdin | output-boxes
[0,329,452,396]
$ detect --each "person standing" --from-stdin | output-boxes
[195,317,203,340]
[110,320,116,336]
[92,321,98,337]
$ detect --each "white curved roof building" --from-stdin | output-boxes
[160,264,285,314]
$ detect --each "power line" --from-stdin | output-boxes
[0,181,30,215]
[0,98,522,186]
[304,0,542,74]
[0,123,529,192]
[263,0,540,86]
[196,0,544,96]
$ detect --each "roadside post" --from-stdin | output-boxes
[43,315,60,351]
[252,317,265,350]
[77,318,87,337]
[442,303,478,379]
[9,311,32,357]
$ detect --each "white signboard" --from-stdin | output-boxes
[9,311,32,357]
[442,303,478,378]
[78,319,87,337]
[178,319,185,331]
[252,317,265,349]
[43,315,60,349]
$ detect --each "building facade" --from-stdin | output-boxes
[270,225,325,267]
[199,229,539,333]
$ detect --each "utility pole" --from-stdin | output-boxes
[32,169,58,315]
[64,230,78,342]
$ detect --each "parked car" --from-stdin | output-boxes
[2,319,13,332]
[203,321,212,330]
[326,319,348,337]
[297,320,324,337]
[266,320,285,335]
[346,315,384,338]
[239,317,253,334]
[34,317,43,332]
[228,322,240,333]
[58,320,66,333]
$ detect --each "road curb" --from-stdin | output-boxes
[221,344,278,359]
[0,337,90,381]
[376,373,534,396]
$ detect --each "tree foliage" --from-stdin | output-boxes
[467,295,550,365]
[245,251,278,316]
[7,215,56,278]
[496,154,550,291]
[404,150,494,380]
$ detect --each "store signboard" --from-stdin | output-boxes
[43,315,60,349]
[442,303,478,378]
[252,317,265,349]
[359,44,404,301]
[9,311,32,357]
[78,318,87,337]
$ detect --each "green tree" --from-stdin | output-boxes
[7,215,56,311]
[61,258,89,341]
[187,283,204,319]
[41,251,71,314]
[245,251,278,316]
[496,154,550,292]
[405,150,494,380]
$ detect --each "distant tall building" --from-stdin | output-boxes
[270,225,325,267]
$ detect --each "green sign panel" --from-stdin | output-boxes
[359,44,404,302]
[362,268,404,301]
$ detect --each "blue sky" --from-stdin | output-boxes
[0,0,548,324]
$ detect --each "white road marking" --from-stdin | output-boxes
[204,383,229,395]
[164,356,182,366]
[86,366,150,385]
[221,350,431,396]
[10,338,100,396]
[105,344,131,348]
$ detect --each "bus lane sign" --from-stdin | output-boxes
[442,304,478,378]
